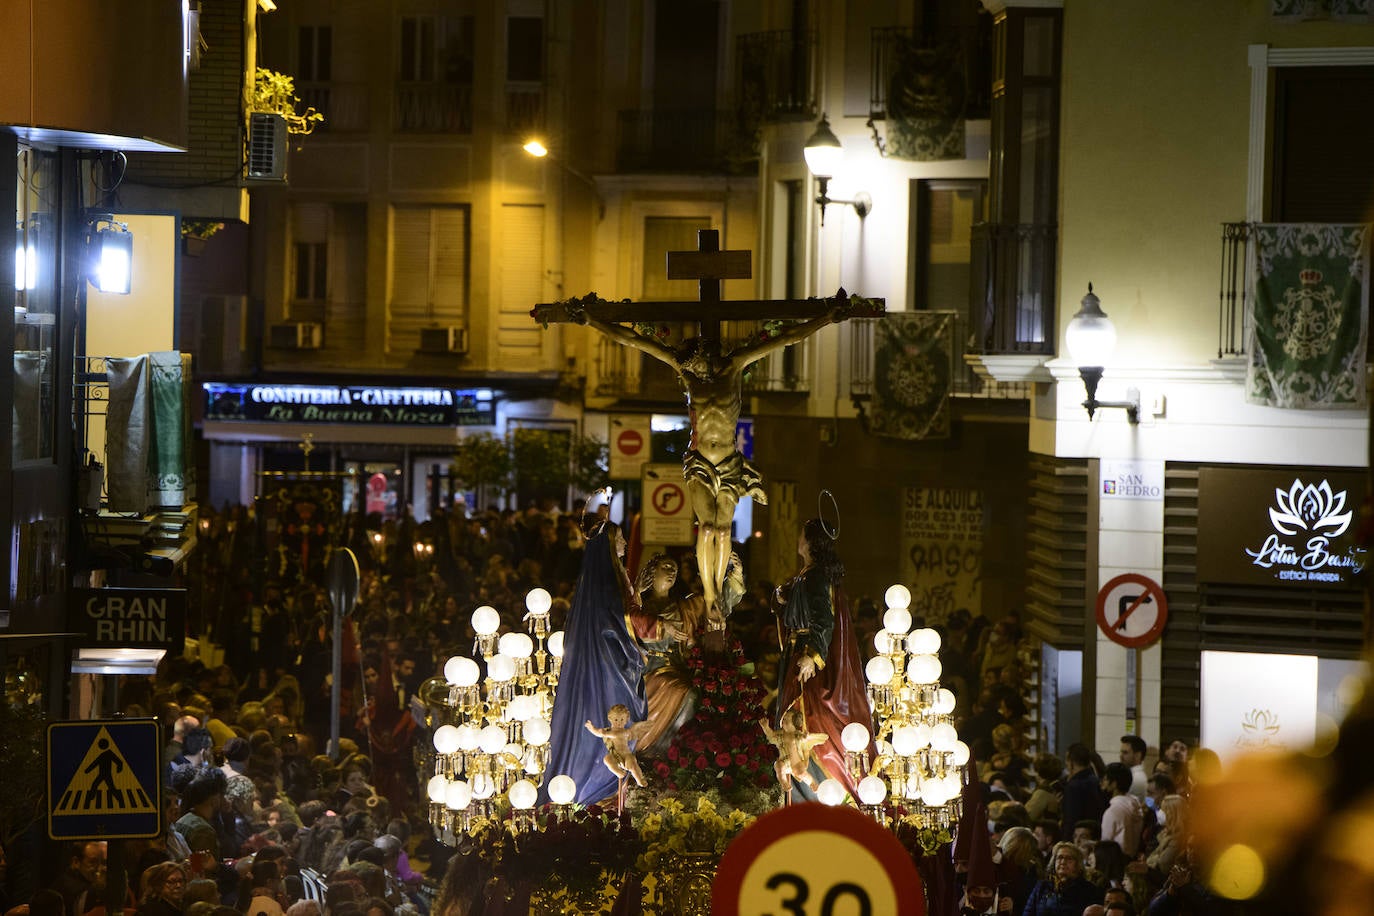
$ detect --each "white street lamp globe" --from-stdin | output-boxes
[865,656,895,686]
[547,631,565,658]
[907,628,942,655]
[934,688,957,715]
[841,722,871,753]
[857,775,888,806]
[508,779,538,810]
[883,607,912,635]
[479,724,508,755]
[525,588,552,616]
[920,780,949,807]
[803,116,844,179]
[547,775,577,805]
[432,725,461,755]
[891,726,920,757]
[911,723,932,749]
[486,654,516,682]
[884,584,911,610]
[816,778,847,806]
[952,740,971,766]
[445,780,472,810]
[930,722,959,752]
[471,773,496,800]
[523,717,552,747]
[499,632,534,659]
[427,774,449,803]
[444,655,480,687]
[906,654,942,685]
[455,724,480,751]
[874,630,897,655]
[472,606,501,636]
[941,772,963,799]
[1065,284,1117,367]
[505,695,534,722]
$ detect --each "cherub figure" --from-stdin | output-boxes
[584,704,647,787]
[759,708,830,795]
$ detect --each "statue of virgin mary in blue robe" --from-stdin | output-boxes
[542,521,647,805]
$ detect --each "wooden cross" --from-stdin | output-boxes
[531,228,884,342]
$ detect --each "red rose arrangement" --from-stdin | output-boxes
[661,637,775,797]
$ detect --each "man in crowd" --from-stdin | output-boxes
[1101,762,1145,857]
[1060,743,1105,841]
[1120,734,1148,802]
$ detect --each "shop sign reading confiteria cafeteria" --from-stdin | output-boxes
[203,383,496,427]
[1197,467,1367,587]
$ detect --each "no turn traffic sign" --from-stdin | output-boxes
[641,463,694,546]
[1095,573,1169,648]
[713,804,925,916]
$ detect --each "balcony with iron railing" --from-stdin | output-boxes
[735,29,817,125]
[616,109,758,174]
[394,82,473,133]
[868,24,993,159]
[506,80,544,133]
[299,82,370,132]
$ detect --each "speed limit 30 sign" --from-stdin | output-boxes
[713,804,925,915]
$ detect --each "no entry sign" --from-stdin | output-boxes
[609,415,651,479]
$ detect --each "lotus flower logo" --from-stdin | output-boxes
[1241,708,1281,736]
[1268,479,1352,537]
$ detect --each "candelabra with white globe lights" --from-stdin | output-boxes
[812,583,969,829]
[425,588,567,840]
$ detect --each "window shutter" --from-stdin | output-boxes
[498,204,544,356]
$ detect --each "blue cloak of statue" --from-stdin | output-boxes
[541,525,646,805]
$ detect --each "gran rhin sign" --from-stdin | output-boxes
[1197,467,1367,588]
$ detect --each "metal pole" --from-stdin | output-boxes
[330,605,342,757]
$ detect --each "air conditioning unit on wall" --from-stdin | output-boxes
[269,322,323,349]
[247,112,287,181]
[418,326,469,355]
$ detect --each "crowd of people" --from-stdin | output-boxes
[0,499,1220,916]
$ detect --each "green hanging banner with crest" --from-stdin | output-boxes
[868,311,956,440]
[1247,223,1369,410]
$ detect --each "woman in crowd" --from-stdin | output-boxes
[772,517,871,799]
[136,862,189,916]
[997,826,1042,916]
[1022,841,1099,916]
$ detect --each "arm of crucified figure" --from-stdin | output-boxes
[731,289,877,366]
[581,315,682,372]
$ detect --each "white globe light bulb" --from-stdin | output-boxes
[865,656,895,686]
[455,724,480,751]
[432,725,461,755]
[508,779,538,810]
[907,628,941,655]
[445,780,472,810]
[523,717,552,747]
[427,774,449,803]
[930,722,958,752]
[548,774,577,805]
[920,780,948,807]
[471,773,495,800]
[486,654,516,682]
[883,607,912,635]
[472,606,501,636]
[906,654,942,685]
[816,778,846,806]
[934,688,957,715]
[479,724,508,754]
[499,632,534,659]
[874,631,896,655]
[891,726,919,757]
[857,775,888,806]
[911,723,933,749]
[444,655,480,687]
[841,722,871,753]
[547,631,565,658]
[884,584,911,610]
[952,740,971,766]
[524,588,552,616]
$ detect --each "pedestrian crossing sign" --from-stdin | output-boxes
[48,718,161,840]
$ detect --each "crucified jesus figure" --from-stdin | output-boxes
[572,291,866,614]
